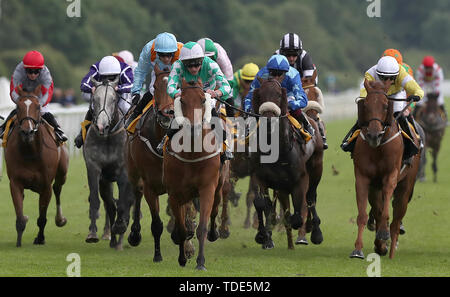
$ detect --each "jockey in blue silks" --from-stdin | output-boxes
[244,54,314,135]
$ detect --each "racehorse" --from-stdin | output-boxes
[350,80,420,259]
[296,82,325,245]
[82,76,132,249]
[4,84,68,247]
[249,77,324,250]
[119,64,192,261]
[163,78,225,270]
[415,92,446,182]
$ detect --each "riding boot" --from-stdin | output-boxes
[292,109,315,136]
[407,114,423,149]
[125,92,153,128]
[340,121,359,152]
[0,109,17,139]
[398,114,419,165]
[316,119,328,150]
[42,112,68,142]
[74,109,93,148]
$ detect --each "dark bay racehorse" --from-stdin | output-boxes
[118,64,183,261]
[4,85,68,247]
[350,80,420,259]
[415,92,446,182]
[163,78,225,270]
[249,78,324,249]
[83,76,132,249]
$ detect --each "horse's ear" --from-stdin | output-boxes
[252,88,260,114]
[154,63,161,75]
[363,79,372,92]
[17,85,24,96]
[197,76,203,87]
[257,76,263,85]
[33,85,41,96]
[280,87,288,115]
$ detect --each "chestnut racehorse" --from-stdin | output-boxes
[4,85,68,247]
[350,80,421,259]
[163,78,225,270]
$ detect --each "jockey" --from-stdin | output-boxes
[341,56,424,164]
[244,54,313,135]
[229,62,259,112]
[0,50,67,142]
[157,41,233,160]
[414,55,446,120]
[124,32,183,128]
[74,55,133,148]
[276,33,317,85]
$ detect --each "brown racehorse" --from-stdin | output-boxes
[4,85,68,247]
[249,77,324,250]
[350,80,420,259]
[415,92,446,182]
[163,78,224,270]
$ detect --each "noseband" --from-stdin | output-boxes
[17,95,41,132]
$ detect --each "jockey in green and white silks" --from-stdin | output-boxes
[158,41,233,161]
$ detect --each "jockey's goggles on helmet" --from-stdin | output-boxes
[268,69,287,77]
[26,68,41,74]
[183,58,203,68]
[243,79,253,84]
[157,52,175,58]
[280,49,299,57]
[101,74,119,82]
[379,75,397,81]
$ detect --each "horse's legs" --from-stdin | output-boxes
[127,185,143,247]
[377,173,398,244]
[278,191,293,249]
[350,174,370,259]
[34,186,52,245]
[244,175,256,229]
[369,187,387,256]
[219,181,231,239]
[196,185,216,271]
[208,183,223,243]
[169,195,187,267]
[389,180,412,259]
[143,187,163,262]
[113,173,134,235]
[10,180,27,247]
[432,148,438,183]
[102,203,111,240]
[290,172,308,231]
[86,167,101,243]
[53,155,68,228]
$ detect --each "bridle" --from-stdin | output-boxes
[92,82,121,134]
[17,95,41,133]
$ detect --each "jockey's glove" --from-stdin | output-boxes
[407,95,420,102]
[132,93,140,105]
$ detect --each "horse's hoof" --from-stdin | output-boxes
[255,232,267,244]
[295,236,308,245]
[178,257,187,267]
[219,227,230,239]
[33,237,45,245]
[127,231,142,247]
[349,250,365,259]
[262,240,274,250]
[115,243,124,251]
[376,230,390,241]
[399,224,406,235]
[374,246,388,256]
[207,229,219,242]
[311,229,323,245]
[153,253,163,263]
[55,217,67,227]
[290,213,303,230]
[85,232,99,243]
[195,265,207,271]
[111,220,127,235]
[101,232,111,241]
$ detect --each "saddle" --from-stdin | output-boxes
[126,99,155,134]
[287,114,312,144]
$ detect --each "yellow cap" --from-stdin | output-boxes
[241,63,259,80]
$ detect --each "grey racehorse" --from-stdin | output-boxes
[82,76,133,249]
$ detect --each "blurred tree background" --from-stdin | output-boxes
[0,0,449,97]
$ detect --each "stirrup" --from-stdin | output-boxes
[74,133,83,148]
[56,130,68,142]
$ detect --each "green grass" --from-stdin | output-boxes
[0,103,449,277]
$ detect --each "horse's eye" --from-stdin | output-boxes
[202,99,206,105]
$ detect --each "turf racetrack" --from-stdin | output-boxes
[0,105,449,277]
